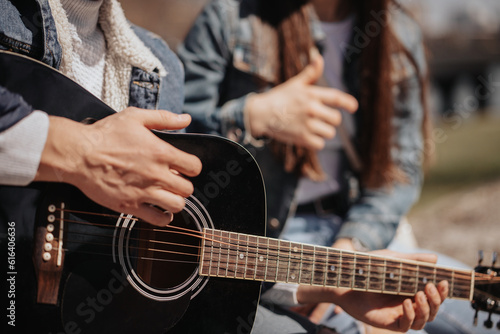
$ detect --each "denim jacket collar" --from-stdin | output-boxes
[0,0,62,68]
[231,3,325,85]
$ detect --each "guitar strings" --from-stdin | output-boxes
[56,231,482,291]
[59,231,498,293]
[51,208,493,278]
[61,247,201,265]
[48,209,497,286]
[58,236,482,295]
[51,215,476,277]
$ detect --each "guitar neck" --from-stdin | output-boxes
[199,228,474,301]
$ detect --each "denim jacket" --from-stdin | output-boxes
[179,0,427,250]
[0,0,184,126]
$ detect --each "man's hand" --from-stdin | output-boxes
[36,107,202,226]
[245,55,358,150]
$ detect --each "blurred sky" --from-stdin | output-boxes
[407,0,500,37]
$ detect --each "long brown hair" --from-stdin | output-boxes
[355,0,431,187]
[258,0,325,181]
[258,0,430,187]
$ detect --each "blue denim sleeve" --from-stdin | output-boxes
[131,24,185,115]
[335,12,427,251]
[0,85,34,132]
[178,0,248,137]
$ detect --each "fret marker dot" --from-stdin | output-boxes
[259,256,264,262]
[423,277,428,284]
[389,272,394,279]
[293,247,298,253]
[291,274,296,280]
[239,254,244,260]
[330,265,335,271]
[359,269,364,275]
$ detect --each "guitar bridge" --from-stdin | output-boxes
[33,203,66,305]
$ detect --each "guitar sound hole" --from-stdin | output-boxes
[131,211,201,290]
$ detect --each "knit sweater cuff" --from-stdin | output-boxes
[0,111,49,186]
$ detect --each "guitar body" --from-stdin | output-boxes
[0,51,265,333]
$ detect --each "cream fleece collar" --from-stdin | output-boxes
[48,0,166,111]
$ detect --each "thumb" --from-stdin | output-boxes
[295,54,325,85]
[136,109,192,131]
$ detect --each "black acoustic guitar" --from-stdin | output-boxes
[0,51,499,333]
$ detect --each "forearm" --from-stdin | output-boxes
[34,116,88,184]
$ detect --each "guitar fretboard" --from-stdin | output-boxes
[199,228,473,300]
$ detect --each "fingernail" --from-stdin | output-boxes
[310,48,320,61]
[177,113,190,121]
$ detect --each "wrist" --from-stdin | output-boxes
[244,92,270,139]
[36,116,87,184]
[243,94,267,147]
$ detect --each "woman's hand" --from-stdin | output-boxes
[245,55,358,150]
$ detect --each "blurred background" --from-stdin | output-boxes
[120,0,500,268]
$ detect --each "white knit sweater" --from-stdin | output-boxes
[60,0,106,99]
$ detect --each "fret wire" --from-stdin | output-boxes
[231,232,236,277]
[398,261,402,294]
[299,243,304,284]
[244,234,250,279]
[415,264,419,294]
[236,233,241,277]
[210,229,216,276]
[323,247,329,287]
[370,257,384,292]
[275,240,279,282]
[310,245,314,285]
[451,269,455,297]
[277,240,284,282]
[351,253,357,290]
[337,250,342,288]
[367,254,371,291]
[382,258,387,293]
[286,240,292,283]
[200,229,208,275]
[302,244,314,285]
[355,255,369,290]
[255,237,267,280]
[216,230,223,277]
[209,229,215,276]
[265,237,270,281]
[253,235,259,280]
[433,266,437,285]
[235,234,245,277]
[226,232,231,277]
[310,245,317,285]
